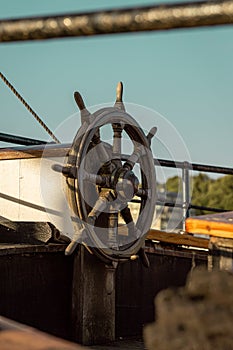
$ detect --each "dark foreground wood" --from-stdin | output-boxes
[0,316,85,350]
[0,241,207,343]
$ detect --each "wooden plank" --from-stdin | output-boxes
[0,243,66,256]
[0,222,56,244]
[0,330,85,350]
[0,144,70,161]
[0,316,85,349]
[117,226,209,249]
[185,211,233,239]
[146,229,209,249]
[0,316,32,331]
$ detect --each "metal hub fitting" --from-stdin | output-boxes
[114,169,139,202]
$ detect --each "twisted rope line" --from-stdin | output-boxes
[0,72,60,144]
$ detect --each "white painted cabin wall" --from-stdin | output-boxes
[0,157,75,238]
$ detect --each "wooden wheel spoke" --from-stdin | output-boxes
[112,123,123,160]
[108,210,119,249]
[87,190,114,224]
[120,205,133,224]
[83,170,109,187]
[123,145,144,170]
[89,127,113,168]
[120,205,138,240]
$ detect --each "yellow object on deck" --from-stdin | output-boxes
[185,212,233,239]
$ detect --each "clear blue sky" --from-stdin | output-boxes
[0,0,233,170]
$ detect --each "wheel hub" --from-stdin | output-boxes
[113,168,139,202]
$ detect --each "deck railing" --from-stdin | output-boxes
[153,158,233,230]
[129,156,233,230]
[0,137,232,231]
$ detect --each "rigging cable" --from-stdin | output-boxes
[0,72,60,144]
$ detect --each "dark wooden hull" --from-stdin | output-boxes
[0,242,207,343]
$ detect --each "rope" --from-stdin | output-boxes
[0,72,60,143]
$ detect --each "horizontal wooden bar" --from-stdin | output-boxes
[186,225,233,239]
[186,212,233,239]
[0,144,70,161]
[1,0,233,43]
[118,226,210,249]
[0,230,209,254]
[0,243,66,256]
[1,144,232,176]
[146,229,209,249]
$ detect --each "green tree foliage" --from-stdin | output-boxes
[165,176,181,193]
[165,173,233,214]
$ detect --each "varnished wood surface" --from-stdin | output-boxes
[186,211,233,239]
[117,226,209,249]
[0,229,209,254]
[146,229,209,249]
[0,330,84,350]
[0,316,85,349]
[0,243,66,256]
[0,144,70,161]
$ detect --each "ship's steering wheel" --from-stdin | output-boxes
[54,83,156,264]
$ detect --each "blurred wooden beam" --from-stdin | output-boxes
[1,0,233,43]
[0,316,85,350]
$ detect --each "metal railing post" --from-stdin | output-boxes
[182,161,191,231]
